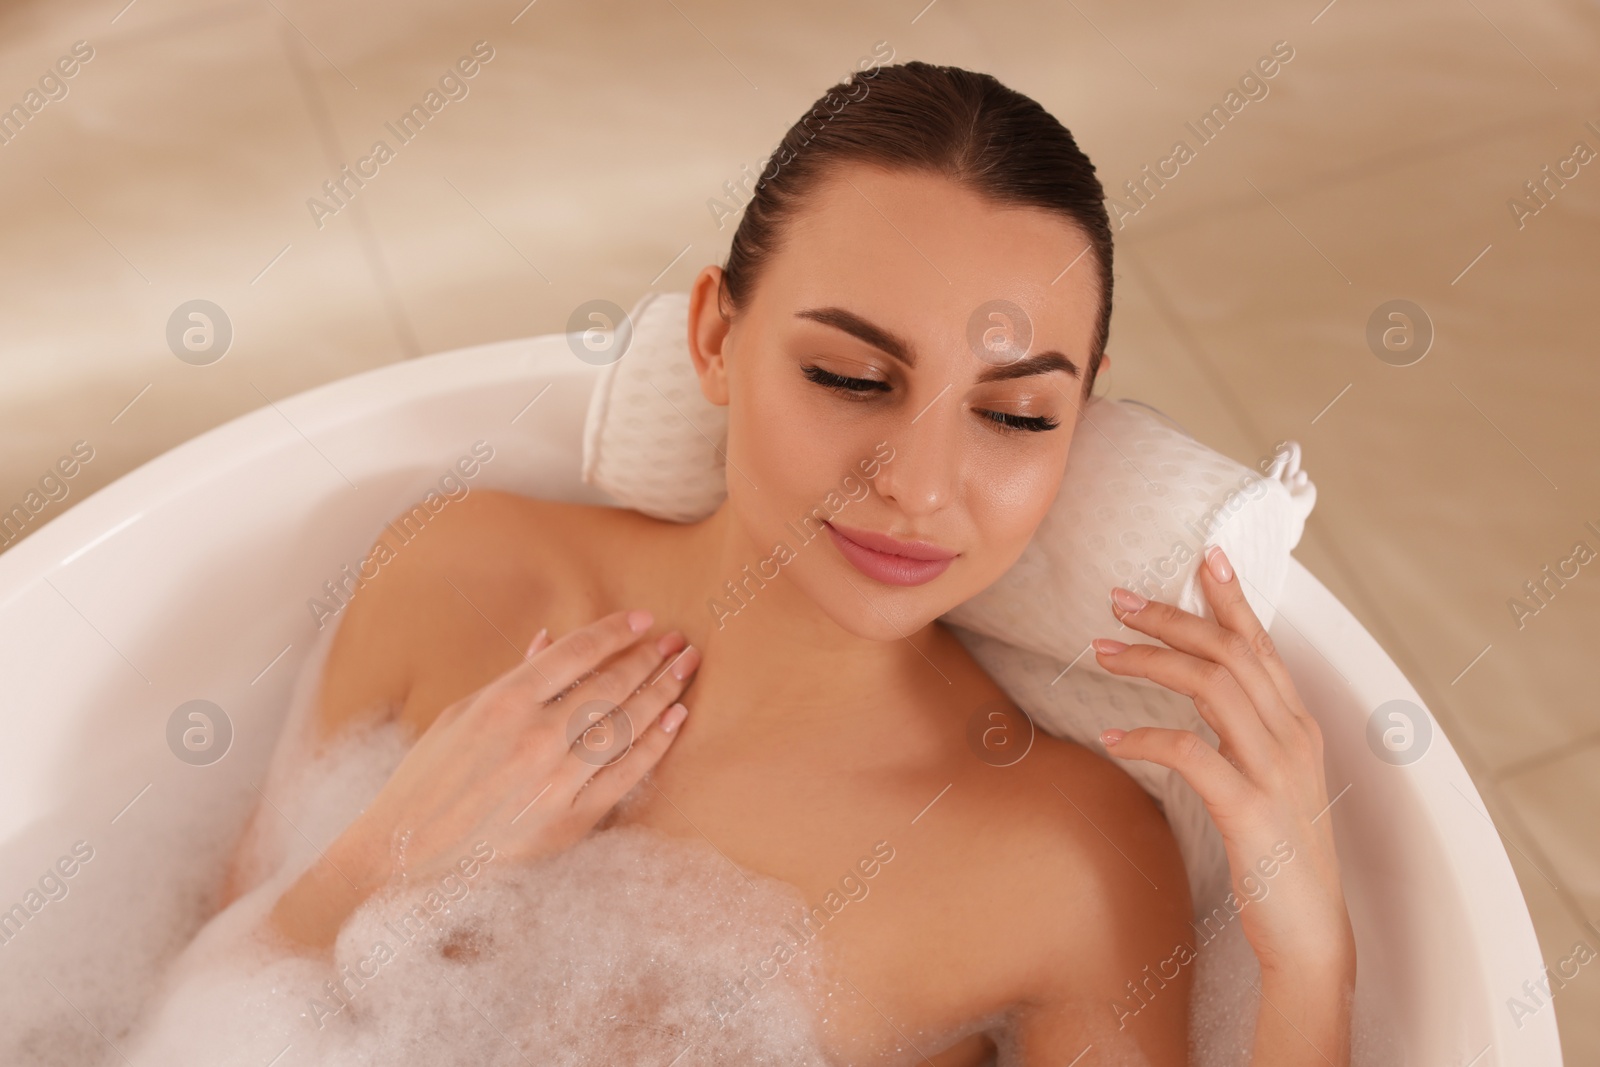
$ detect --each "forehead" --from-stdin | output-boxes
[759,163,1103,367]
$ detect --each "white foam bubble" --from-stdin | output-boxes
[322,823,835,1065]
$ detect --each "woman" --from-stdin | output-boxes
[223,60,1355,1065]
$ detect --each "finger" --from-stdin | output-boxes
[550,639,699,788]
[495,608,654,704]
[488,631,689,828]
[1197,545,1313,732]
[556,635,696,720]
[571,701,690,819]
[1101,726,1251,816]
[1093,641,1278,773]
[1108,581,1300,746]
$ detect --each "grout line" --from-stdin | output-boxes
[1471,775,1599,953]
[1120,102,1593,245]
[1121,252,1266,450]
[1493,729,1600,784]
[276,18,422,361]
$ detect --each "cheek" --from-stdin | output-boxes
[965,442,1064,555]
[723,356,856,532]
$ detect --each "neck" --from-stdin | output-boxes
[646,499,941,735]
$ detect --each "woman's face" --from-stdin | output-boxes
[688,163,1107,641]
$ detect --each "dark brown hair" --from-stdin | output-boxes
[719,59,1114,390]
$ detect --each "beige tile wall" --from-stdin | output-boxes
[1,0,1595,1059]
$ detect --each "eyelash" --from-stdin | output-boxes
[801,365,1060,434]
[803,365,889,394]
[985,410,1060,433]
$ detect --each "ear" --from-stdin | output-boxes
[1090,352,1111,397]
[687,265,732,406]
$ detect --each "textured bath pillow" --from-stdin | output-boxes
[941,397,1315,683]
[581,290,1317,681]
[580,292,729,524]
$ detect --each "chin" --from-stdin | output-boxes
[788,550,978,643]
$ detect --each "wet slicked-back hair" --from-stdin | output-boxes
[720,59,1114,388]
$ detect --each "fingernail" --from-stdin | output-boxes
[525,627,548,656]
[1206,545,1234,583]
[627,609,653,633]
[661,702,688,734]
[1100,728,1126,748]
[656,630,685,656]
[1111,587,1147,614]
[1092,637,1128,655]
[671,645,701,680]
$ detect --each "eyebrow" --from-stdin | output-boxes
[794,306,1081,383]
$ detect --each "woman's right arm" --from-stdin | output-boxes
[262,608,700,954]
[1094,546,1355,1066]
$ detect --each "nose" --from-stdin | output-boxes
[871,382,960,518]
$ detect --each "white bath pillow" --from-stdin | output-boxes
[581,290,1317,680]
[580,292,730,524]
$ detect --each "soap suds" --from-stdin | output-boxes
[116,836,837,1065]
[98,708,836,1066]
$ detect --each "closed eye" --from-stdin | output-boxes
[982,410,1060,433]
[802,365,889,394]
[803,363,1060,433]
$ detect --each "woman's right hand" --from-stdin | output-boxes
[265,608,699,953]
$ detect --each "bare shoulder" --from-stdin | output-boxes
[311,489,626,743]
[219,491,626,910]
[958,732,1193,1060]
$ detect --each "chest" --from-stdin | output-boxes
[598,729,1012,1067]
[388,572,1022,1063]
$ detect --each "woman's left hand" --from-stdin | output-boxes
[1091,543,1355,1066]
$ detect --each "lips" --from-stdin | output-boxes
[823,521,956,587]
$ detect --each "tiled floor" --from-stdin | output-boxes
[2,0,1596,1059]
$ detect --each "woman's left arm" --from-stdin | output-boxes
[1091,544,1356,1067]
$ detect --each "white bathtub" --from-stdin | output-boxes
[0,332,1561,1065]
